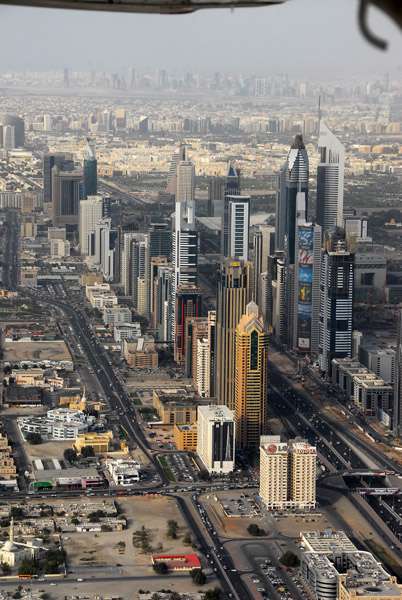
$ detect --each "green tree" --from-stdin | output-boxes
[81,446,95,458]
[183,533,192,545]
[10,507,24,521]
[198,469,210,481]
[166,519,178,539]
[247,523,265,537]
[203,588,221,600]
[169,593,181,600]
[153,562,168,575]
[26,432,42,445]
[279,551,300,568]
[1,562,11,575]
[18,557,37,576]
[190,568,206,585]
[63,448,78,462]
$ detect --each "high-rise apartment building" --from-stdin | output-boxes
[260,435,316,509]
[227,195,250,261]
[174,283,202,364]
[196,338,209,398]
[318,228,354,375]
[316,122,345,234]
[197,405,235,474]
[235,302,268,450]
[208,175,225,217]
[215,259,253,411]
[254,224,275,306]
[207,310,216,398]
[83,139,97,200]
[149,222,171,258]
[129,234,150,318]
[221,163,241,258]
[275,163,287,252]
[184,317,208,380]
[51,167,83,227]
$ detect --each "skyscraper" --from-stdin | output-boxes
[318,228,354,375]
[253,224,275,305]
[275,163,287,252]
[285,135,309,265]
[227,195,250,261]
[291,193,321,355]
[149,222,171,258]
[208,175,225,217]
[172,150,198,340]
[174,283,202,364]
[235,302,268,450]
[394,311,402,437]
[43,153,74,208]
[221,163,241,258]
[51,167,83,227]
[215,259,253,411]
[79,195,105,255]
[316,122,345,233]
[83,139,98,200]
[129,234,150,318]
[156,265,174,341]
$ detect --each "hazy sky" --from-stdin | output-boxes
[0,0,402,75]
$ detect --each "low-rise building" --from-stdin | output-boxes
[174,423,197,451]
[105,458,141,486]
[86,282,110,301]
[151,554,201,571]
[90,292,118,310]
[74,431,113,454]
[197,405,235,474]
[18,408,98,441]
[103,305,132,325]
[153,390,199,425]
[50,238,70,258]
[123,336,158,369]
[114,322,141,342]
[0,434,17,480]
[81,272,103,287]
[300,530,402,600]
[20,267,38,286]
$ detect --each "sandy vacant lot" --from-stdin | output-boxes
[24,438,73,462]
[4,340,71,361]
[64,495,196,571]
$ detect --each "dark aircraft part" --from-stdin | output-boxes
[0,0,285,13]
[359,0,402,49]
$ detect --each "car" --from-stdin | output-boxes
[77,578,84,582]
[50,583,57,586]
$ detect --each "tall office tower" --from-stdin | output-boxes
[207,310,216,398]
[196,338,209,397]
[43,153,74,207]
[215,259,253,411]
[115,223,138,284]
[174,283,202,364]
[79,195,104,255]
[272,251,287,343]
[253,224,275,305]
[318,228,354,375]
[316,122,345,233]
[98,110,112,133]
[275,163,287,252]
[128,67,135,87]
[99,221,117,281]
[129,234,150,318]
[172,153,198,339]
[149,222,171,258]
[0,114,24,148]
[63,68,69,87]
[150,257,169,328]
[115,109,127,131]
[166,142,186,196]
[121,232,141,294]
[260,436,316,509]
[227,195,250,261]
[83,139,97,200]
[51,167,83,227]
[156,264,174,341]
[285,135,309,265]
[234,302,269,450]
[221,163,241,258]
[291,193,321,355]
[197,405,235,474]
[208,175,225,217]
[184,317,208,379]
[394,311,402,436]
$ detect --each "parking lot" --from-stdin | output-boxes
[219,495,261,518]
[164,452,199,483]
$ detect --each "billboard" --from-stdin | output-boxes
[297,227,314,352]
[299,283,312,303]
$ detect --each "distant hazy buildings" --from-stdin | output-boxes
[0,114,24,149]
